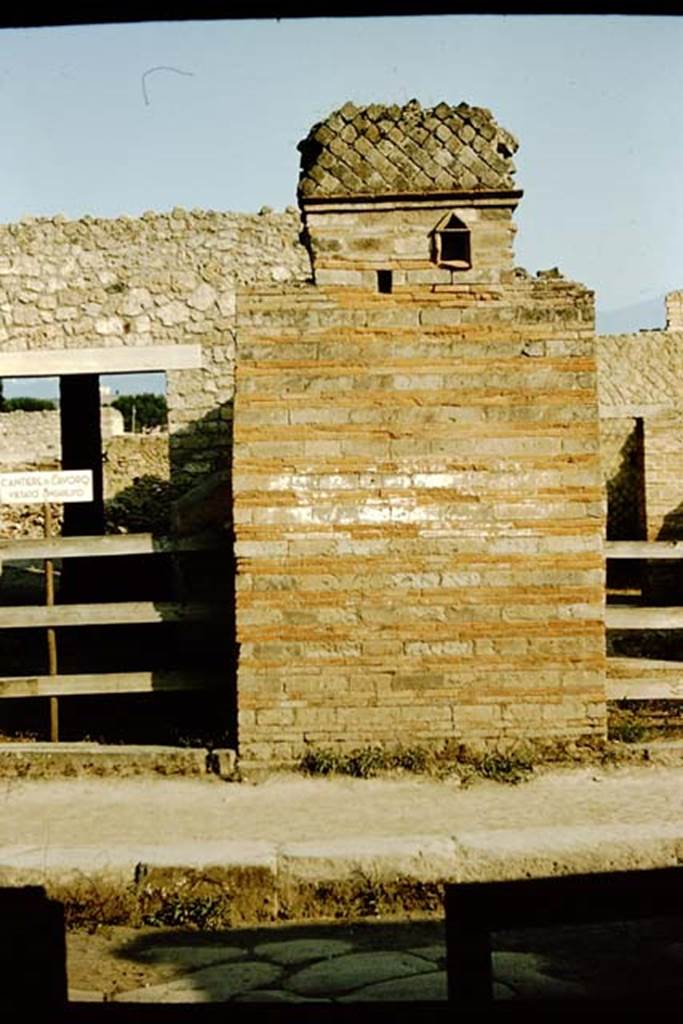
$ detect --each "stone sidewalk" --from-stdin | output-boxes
[1,763,682,897]
[1,759,682,1002]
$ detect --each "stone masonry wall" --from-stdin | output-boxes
[233,277,605,765]
[303,201,518,290]
[597,320,683,543]
[599,418,643,541]
[299,102,521,291]
[666,290,683,330]
[0,418,169,539]
[597,329,683,415]
[643,416,683,541]
[0,407,123,467]
[0,410,61,466]
[102,433,170,500]
[0,209,310,506]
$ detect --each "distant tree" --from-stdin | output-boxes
[111,393,168,432]
[0,379,4,412]
[3,397,57,412]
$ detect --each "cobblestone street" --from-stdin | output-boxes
[67,916,683,1004]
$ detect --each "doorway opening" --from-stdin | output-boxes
[0,368,232,748]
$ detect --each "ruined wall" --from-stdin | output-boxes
[0,410,61,466]
[597,318,683,542]
[597,329,683,416]
[0,209,309,504]
[599,418,643,541]
[0,417,169,539]
[642,416,683,541]
[1,99,613,758]
[233,278,605,764]
[103,433,170,500]
[0,407,124,467]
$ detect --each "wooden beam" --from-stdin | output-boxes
[606,657,683,700]
[0,670,224,698]
[606,540,683,560]
[606,606,683,630]
[0,532,227,563]
[0,344,201,377]
[0,602,227,628]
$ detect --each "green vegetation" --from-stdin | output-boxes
[140,889,226,929]
[105,475,177,535]
[111,392,168,432]
[1,396,56,411]
[299,743,535,785]
[608,708,649,744]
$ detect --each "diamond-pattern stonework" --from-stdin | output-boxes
[298,100,518,198]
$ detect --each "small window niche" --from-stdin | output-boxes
[377,269,393,294]
[434,213,471,270]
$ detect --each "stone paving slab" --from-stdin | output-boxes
[336,970,449,1002]
[66,920,683,1004]
[135,946,247,968]
[252,938,354,964]
[111,961,284,1003]
[287,951,434,996]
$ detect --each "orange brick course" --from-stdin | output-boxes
[233,281,606,764]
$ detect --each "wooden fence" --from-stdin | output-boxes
[0,532,228,707]
[605,540,683,702]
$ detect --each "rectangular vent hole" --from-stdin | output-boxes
[377,270,393,294]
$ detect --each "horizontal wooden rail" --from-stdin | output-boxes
[0,602,227,629]
[606,540,683,560]
[606,657,683,700]
[0,670,223,698]
[605,606,683,630]
[0,532,227,563]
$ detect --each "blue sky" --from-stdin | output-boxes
[1,15,682,396]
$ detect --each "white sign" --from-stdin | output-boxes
[0,470,93,505]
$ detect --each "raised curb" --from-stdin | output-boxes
[0,743,238,779]
[632,740,683,767]
[2,824,682,927]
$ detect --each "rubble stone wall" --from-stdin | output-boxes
[0,209,310,502]
[0,429,170,538]
[103,434,170,500]
[233,278,605,764]
[0,407,124,468]
[597,319,683,541]
[0,410,61,466]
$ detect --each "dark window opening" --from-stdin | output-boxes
[377,269,393,294]
[435,214,471,269]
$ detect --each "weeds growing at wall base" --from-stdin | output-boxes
[297,729,656,784]
[608,708,649,744]
[298,743,536,785]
